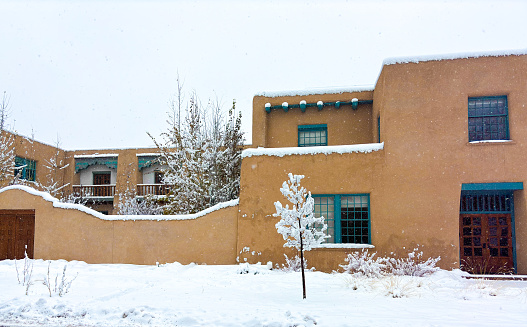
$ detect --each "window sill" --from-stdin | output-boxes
[468,140,515,146]
[315,243,375,249]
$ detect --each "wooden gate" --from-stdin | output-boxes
[459,213,513,274]
[0,210,35,260]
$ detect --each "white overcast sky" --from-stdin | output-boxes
[1,0,526,150]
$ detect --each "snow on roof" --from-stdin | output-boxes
[74,153,119,159]
[0,185,238,221]
[383,48,527,66]
[255,85,374,98]
[242,142,384,158]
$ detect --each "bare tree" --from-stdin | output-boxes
[0,92,14,185]
[0,91,10,131]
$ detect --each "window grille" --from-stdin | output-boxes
[468,96,509,141]
[298,124,327,147]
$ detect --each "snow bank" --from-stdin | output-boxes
[242,142,384,158]
[383,48,527,65]
[255,85,374,98]
[0,185,238,221]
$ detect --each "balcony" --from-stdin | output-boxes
[72,185,116,199]
[137,184,171,196]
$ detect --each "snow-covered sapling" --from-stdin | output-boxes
[274,173,328,299]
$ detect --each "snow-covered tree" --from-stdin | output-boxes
[151,87,244,215]
[274,173,328,299]
[0,92,14,185]
[41,136,70,198]
[0,131,14,185]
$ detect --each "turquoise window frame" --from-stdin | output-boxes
[460,182,523,273]
[313,194,371,244]
[14,156,37,182]
[298,124,327,147]
[468,96,509,142]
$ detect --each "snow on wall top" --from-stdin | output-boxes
[74,153,119,159]
[242,142,384,158]
[0,185,239,221]
[383,48,527,66]
[255,85,374,98]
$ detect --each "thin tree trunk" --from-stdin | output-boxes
[299,218,306,299]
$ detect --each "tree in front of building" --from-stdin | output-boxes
[274,173,328,299]
[0,92,14,185]
[151,87,244,214]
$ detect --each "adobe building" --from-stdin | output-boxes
[1,49,527,274]
[0,131,167,215]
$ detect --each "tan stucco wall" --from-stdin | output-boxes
[240,54,527,274]
[1,131,69,197]
[0,188,238,265]
[252,91,374,148]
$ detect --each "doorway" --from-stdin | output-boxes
[0,210,35,260]
[459,191,514,274]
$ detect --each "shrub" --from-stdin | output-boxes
[341,248,440,277]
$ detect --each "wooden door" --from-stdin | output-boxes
[0,210,35,260]
[460,214,513,274]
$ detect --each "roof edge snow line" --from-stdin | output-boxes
[383,48,527,66]
[255,85,375,98]
[0,185,239,221]
[265,99,372,113]
[241,142,384,158]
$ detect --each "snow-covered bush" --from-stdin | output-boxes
[42,262,78,297]
[377,276,421,298]
[14,249,34,295]
[340,249,388,278]
[387,249,441,277]
[277,254,310,272]
[117,187,163,215]
[341,248,440,277]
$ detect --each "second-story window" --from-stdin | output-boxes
[468,96,509,142]
[93,172,111,185]
[14,157,36,182]
[298,124,327,147]
[154,171,164,184]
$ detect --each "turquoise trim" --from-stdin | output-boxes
[312,193,371,245]
[138,156,159,170]
[265,99,373,113]
[298,124,327,130]
[335,195,342,243]
[511,193,517,273]
[75,157,118,173]
[461,182,523,191]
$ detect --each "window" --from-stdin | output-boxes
[14,157,36,181]
[298,124,327,147]
[468,96,509,142]
[313,194,370,244]
[93,172,111,185]
[154,171,164,184]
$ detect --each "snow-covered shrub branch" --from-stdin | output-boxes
[0,131,14,185]
[341,248,440,277]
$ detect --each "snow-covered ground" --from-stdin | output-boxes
[0,259,526,327]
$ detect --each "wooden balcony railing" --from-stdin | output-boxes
[137,184,171,196]
[72,185,116,198]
